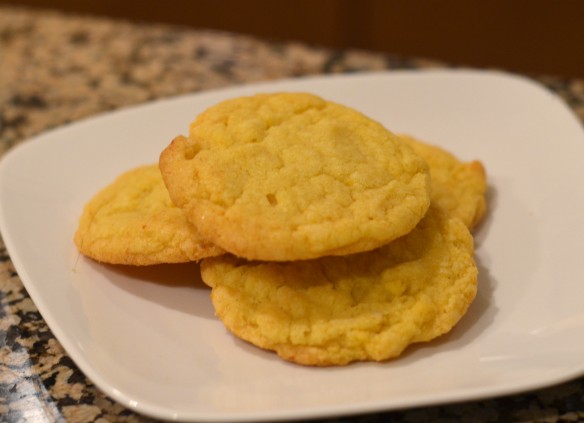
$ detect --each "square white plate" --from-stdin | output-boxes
[1,70,584,422]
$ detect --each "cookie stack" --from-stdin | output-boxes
[75,92,487,366]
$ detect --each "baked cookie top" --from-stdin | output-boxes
[160,92,431,261]
[74,165,224,265]
[201,206,477,366]
[400,135,487,229]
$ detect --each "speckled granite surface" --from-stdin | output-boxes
[1,6,584,423]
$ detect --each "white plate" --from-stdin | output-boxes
[1,70,584,422]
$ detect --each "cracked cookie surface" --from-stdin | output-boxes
[201,206,477,366]
[159,92,431,261]
[74,164,224,265]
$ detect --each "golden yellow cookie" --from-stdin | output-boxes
[400,134,487,229]
[201,206,477,366]
[160,92,431,261]
[74,165,224,265]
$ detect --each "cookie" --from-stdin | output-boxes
[400,134,487,229]
[74,164,224,265]
[160,92,431,261]
[201,206,477,366]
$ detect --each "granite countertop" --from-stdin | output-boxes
[1,6,584,423]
